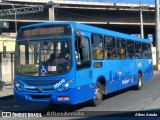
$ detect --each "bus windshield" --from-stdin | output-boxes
[15,38,72,76]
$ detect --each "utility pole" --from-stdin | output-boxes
[140,4,144,38]
[48,1,55,22]
[49,4,55,21]
[155,0,160,70]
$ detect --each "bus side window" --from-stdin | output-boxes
[75,35,82,61]
[104,36,116,59]
[135,42,142,59]
[116,38,126,59]
[126,40,135,59]
[142,43,148,59]
[91,34,103,60]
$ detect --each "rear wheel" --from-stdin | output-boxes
[91,82,103,106]
[136,73,142,90]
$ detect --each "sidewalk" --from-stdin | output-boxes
[153,70,160,77]
[0,71,160,99]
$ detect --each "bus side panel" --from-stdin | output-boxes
[92,60,122,94]
[111,59,137,91]
[102,59,137,93]
[90,59,153,95]
[102,60,119,93]
[136,59,153,81]
[75,69,95,104]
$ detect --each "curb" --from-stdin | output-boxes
[0,94,14,100]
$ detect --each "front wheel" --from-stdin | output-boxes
[91,82,103,106]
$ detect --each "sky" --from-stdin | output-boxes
[68,0,155,4]
[101,0,154,4]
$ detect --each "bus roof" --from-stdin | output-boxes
[19,21,151,43]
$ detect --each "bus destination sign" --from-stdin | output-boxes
[17,25,71,39]
[23,27,64,37]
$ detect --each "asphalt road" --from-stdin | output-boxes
[1,75,160,119]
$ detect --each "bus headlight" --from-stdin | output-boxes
[57,80,72,92]
[15,83,20,87]
[64,83,69,88]
[14,80,24,92]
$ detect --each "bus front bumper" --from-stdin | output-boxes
[14,87,76,105]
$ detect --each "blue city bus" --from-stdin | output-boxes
[14,22,153,106]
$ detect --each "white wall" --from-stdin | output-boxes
[152,47,156,66]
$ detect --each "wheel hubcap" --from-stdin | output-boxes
[139,78,142,87]
[94,87,101,100]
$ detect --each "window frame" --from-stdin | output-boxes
[91,33,104,60]
[76,35,92,70]
[104,36,116,60]
[135,41,142,59]
[126,40,135,59]
[116,38,126,59]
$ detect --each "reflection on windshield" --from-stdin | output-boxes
[15,39,72,76]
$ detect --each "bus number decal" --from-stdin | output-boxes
[53,79,65,89]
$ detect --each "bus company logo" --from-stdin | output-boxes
[38,88,42,92]
[2,112,11,117]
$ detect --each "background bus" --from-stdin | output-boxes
[14,22,153,106]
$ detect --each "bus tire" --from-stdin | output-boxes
[91,82,103,106]
[136,73,142,90]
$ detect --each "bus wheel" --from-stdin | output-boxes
[136,73,142,90]
[91,82,103,106]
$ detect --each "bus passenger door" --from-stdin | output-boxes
[75,32,94,103]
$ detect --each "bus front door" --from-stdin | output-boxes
[75,31,94,103]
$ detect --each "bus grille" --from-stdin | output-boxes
[27,88,55,92]
[29,94,51,100]
[22,80,60,86]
